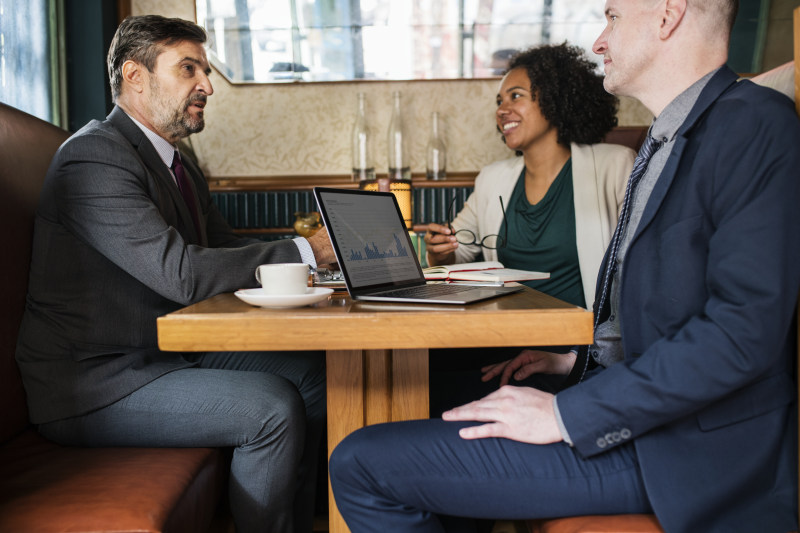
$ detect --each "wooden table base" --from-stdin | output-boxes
[326,348,429,533]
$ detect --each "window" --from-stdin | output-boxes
[197,0,777,84]
[197,0,605,83]
[0,0,60,123]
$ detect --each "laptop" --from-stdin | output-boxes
[313,187,522,304]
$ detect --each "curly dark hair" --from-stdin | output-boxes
[505,43,618,146]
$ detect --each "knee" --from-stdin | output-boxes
[244,381,306,444]
[329,426,377,489]
[269,383,306,429]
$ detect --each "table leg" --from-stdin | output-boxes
[326,348,429,533]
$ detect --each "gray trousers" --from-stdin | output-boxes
[38,350,326,533]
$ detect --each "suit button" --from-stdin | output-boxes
[621,428,632,439]
[611,431,621,442]
[596,437,607,448]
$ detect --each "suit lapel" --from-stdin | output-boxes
[107,107,203,244]
[592,67,740,318]
[629,67,740,242]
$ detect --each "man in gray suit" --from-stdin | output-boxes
[15,15,334,533]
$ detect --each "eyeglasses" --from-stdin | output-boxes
[447,195,507,249]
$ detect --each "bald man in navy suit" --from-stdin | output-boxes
[330,1,800,531]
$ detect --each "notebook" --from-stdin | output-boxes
[313,187,523,304]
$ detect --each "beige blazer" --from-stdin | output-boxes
[447,142,635,307]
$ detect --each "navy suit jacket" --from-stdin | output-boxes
[559,67,800,531]
[16,106,303,424]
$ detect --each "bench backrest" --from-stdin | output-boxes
[0,103,70,443]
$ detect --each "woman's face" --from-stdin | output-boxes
[495,67,554,153]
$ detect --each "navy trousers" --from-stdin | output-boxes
[329,417,653,533]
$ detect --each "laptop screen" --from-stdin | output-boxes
[314,188,424,290]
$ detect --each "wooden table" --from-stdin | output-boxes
[157,286,593,533]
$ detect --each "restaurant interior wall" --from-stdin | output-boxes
[125,0,794,182]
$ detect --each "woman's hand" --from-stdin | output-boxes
[423,222,458,266]
[481,349,577,386]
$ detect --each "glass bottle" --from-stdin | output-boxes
[387,91,411,180]
[351,92,375,182]
[425,111,447,180]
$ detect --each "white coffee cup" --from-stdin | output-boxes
[255,263,310,295]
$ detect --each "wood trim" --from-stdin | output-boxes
[794,6,799,526]
[795,7,800,117]
[117,0,131,23]
[208,172,478,192]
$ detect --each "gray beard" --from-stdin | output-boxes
[159,106,204,140]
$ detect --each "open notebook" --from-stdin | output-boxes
[313,187,522,304]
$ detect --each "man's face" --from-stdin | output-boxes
[144,40,213,142]
[592,0,660,97]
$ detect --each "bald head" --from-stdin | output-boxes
[593,0,738,116]
[687,0,738,44]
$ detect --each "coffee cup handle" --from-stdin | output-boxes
[255,266,261,284]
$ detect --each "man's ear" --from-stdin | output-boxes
[121,60,145,94]
[659,0,687,40]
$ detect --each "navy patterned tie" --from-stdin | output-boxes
[594,135,662,329]
[171,151,201,234]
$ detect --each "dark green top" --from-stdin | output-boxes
[497,159,585,307]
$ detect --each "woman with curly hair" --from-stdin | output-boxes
[426,44,636,428]
[425,43,634,309]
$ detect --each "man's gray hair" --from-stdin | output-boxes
[107,15,207,102]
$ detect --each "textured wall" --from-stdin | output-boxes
[130,0,653,179]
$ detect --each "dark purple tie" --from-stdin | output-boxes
[171,151,201,234]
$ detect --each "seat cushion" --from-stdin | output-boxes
[527,514,664,533]
[0,429,227,533]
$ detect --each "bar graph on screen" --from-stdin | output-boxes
[323,192,421,286]
[349,234,410,261]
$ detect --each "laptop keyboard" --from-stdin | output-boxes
[375,283,475,299]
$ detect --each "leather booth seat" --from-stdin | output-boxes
[527,514,663,533]
[0,102,229,533]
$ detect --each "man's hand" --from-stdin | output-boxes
[306,227,336,266]
[442,385,563,444]
[482,350,577,386]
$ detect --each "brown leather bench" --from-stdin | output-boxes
[0,102,229,533]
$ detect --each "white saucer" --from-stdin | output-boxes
[235,287,334,309]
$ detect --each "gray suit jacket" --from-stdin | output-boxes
[16,106,302,424]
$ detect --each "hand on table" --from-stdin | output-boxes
[481,349,577,386]
[423,222,458,266]
[442,385,563,444]
[307,226,337,266]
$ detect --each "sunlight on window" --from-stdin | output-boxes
[0,0,54,121]
[197,0,605,84]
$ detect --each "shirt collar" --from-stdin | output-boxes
[650,66,721,144]
[126,113,178,167]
